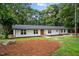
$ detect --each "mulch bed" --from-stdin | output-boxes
[0,40,60,56]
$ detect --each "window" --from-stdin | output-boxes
[34,30,38,34]
[61,29,63,33]
[64,29,67,33]
[21,30,26,35]
[24,30,26,34]
[21,30,23,35]
[48,30,51,33]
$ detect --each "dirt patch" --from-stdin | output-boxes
[0,40,60,56]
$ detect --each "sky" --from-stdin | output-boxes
[31,3,53,11]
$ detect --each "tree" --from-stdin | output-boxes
[0,4,17,37]
[0,3,31,38]
[59,3,79,33]
[39,4,60,26]
[59,4,75,28]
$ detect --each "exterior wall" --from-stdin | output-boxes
[44,29,68,35]
[13,30,16,37]
[13,29,41,37]
[44,30,59,35]
[13,29,68,37]
[59,29,68,34]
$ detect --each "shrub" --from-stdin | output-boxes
[0,32,4,39]
[1,32,9,39]
[0,32,9,39]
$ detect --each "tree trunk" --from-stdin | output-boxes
[3,25,8,39]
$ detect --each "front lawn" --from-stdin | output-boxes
[0,36,79,56]
[53,36,79,56]
[16,36,54,41]
[14,36,79,56]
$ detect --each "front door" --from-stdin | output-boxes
[41,29,44,36]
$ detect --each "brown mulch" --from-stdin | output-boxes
[0,40,60,56]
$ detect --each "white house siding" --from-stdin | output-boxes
[59,29,68,34]
[44,29,68,35]
[65,29,68,33]
[44,30,60,35]
[13,30,16,37]
[13,29,68,37]
[13,30,41,37]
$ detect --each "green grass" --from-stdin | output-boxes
[16,37,54,41]
[0,36,55,45]
[0,39,8,44]
[53,36,79,56]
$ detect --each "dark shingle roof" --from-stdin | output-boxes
[12,25,68,30]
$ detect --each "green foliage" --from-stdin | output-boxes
[59,4,75,28]
[0,3,32,38]
[39,4,60,26]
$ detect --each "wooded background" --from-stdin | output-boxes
[0,3,79,35]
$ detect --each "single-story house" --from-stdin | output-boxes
[12,25,69,37]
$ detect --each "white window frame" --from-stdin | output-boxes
[21,29,26,35]
[34,30,38,34]
[48,30,52,34]
[61,29,63,33]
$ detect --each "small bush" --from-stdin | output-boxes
[1,32,9,39]
[0,32,4,39]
